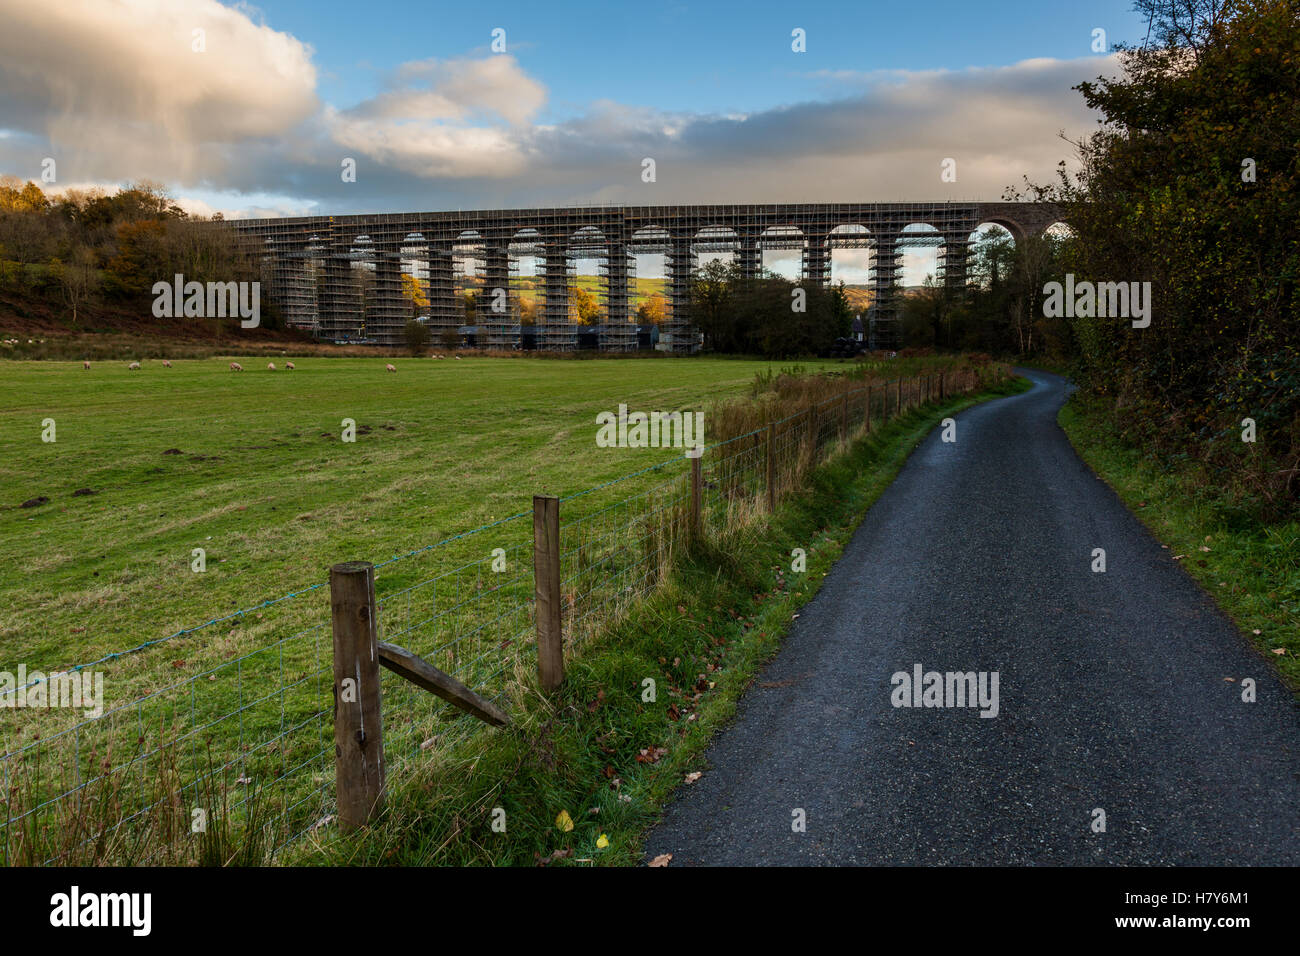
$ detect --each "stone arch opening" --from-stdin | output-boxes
[898,223,942,289]
[759,225,804,280]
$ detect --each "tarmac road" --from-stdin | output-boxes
[643,369,1300,865]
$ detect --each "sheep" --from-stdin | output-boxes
[127,362,141,370]
[285,361,295,370]
[454,355,462,360]
[162,359,172,368]
[385,363,397,372]
[268,362,276,371]
[83,361,90,370]
[230,362,243,372]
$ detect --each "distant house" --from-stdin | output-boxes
[851,314,864,343]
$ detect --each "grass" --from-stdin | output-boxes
[297,372,1030,866]
[0,351,978,864]
[1059,394,1299,691]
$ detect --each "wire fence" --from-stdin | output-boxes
[1,363,1005,866]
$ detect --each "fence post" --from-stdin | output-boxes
[690,453,702,541]
[533,495,563,692]
[939,370,945,399]
[841,388,849,440]
[864,386,872,433]
[765,423,776,512]
[896,378,903,415]
[330,561,385,831]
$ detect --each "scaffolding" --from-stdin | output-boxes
[224,202,1057,351]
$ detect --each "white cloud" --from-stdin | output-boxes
[0,2,1113,214]
[0,0,318,183]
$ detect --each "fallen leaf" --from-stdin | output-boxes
[648,853,672,867]
[596,834,609,849]
[684,772,702,784]
[555,810,574,832]
[1271,648,1286,655]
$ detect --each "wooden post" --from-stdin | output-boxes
[896,378,903,415]
[533,495,563,692]
[865,386,872,433]
[330,561,385,831]
[765,422,776,512]
[939,370,945,399]
[690,453,702,541]
[841,388,849,439]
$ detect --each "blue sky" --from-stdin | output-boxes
[267,0,1151,117]
[0,0,1149,218]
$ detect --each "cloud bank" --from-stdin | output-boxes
[0,0,1114,217]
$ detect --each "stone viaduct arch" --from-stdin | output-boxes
[227,201,1063,351]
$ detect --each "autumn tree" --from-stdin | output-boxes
[573,285,601,325]
[636,292,668,326]
[401,272,429,316]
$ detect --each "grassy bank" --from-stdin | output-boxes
[298,373,1031,866]
[1060,395,1299,691]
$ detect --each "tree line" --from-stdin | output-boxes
[1026,0,1299,514]
[0,178,267,329]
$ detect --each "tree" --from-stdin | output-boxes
[401,273,428,316]
[105,219,168,295]
[689,260,737,349]
[51,246,99,328]
[573,285,601,325]
[517,295,537,326]
[636,292,668,326]
[1030,0,1299,508]
[404,318,430,356]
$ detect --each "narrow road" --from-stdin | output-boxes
[644,369,1300,865]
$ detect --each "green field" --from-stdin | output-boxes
[2,356,855,676]
[3,354,871,861]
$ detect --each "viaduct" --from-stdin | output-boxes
[225,201,1064,351]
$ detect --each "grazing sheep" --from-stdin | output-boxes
[230,362,243,372]
[454,355,462,360]
[385,363,397,372]
[285,361,295,370]
[83,361,90,370]
[268,362,276,371]
[162,359,172,368]
[127,362,141,370]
